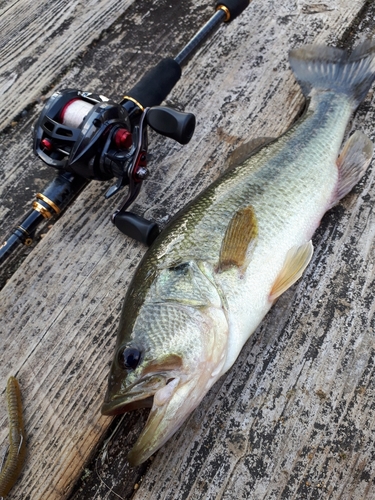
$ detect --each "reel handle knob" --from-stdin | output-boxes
[113,211,160,246]
[146,106,196,145]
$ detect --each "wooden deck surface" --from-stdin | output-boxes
[1,0,375,499]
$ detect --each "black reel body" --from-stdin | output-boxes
[33,89,196,246]
[34,89,132,180]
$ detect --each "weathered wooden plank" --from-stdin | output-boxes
[0,0,213,288]
[1,0,375,499]
[0,0,137,130]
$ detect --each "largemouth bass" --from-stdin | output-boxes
[102,41,375,466]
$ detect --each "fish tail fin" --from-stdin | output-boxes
[289,39,375,108]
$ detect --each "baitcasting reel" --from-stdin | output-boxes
[34,88,195,245]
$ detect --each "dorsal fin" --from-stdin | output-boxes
[217,205,258,272]
[269,241,313,301]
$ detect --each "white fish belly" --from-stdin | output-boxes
[215,97,352,374]
[219,161,338,374]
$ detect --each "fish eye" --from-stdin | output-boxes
[117,346,141,370]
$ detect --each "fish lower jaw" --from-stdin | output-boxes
[127,371,220,466]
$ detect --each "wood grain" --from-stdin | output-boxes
[0,0,137,130]
[1,0,375,499]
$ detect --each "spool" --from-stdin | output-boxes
[60,99,94,128]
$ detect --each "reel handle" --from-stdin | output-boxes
[146,107,196,145]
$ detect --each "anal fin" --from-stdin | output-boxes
[330,130,373,208]
[217,205,258,272]
[269,241,313,301]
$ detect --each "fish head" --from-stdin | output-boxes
[101,288,228,466]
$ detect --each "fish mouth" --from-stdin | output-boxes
[101,375,166,416]
[102,373,199,466]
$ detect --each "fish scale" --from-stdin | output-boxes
[102,41,375,466]
[153,97,348,269]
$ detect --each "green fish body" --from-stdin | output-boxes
[102,41,375,465]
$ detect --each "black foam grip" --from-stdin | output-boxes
[128,58,182,108]
[216,0,249,20]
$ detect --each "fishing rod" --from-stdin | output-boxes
[0,0,249,264]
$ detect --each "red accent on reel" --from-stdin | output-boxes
[114,128,133,149]
[41,138,53,152]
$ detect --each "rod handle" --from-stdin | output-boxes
[0,173,87,265]
[125,58,181,109]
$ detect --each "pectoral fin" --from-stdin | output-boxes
[217,205,258,272]
[330,130,373,208]
[269,241,313,301]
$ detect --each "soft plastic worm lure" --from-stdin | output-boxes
[0,377,26,498]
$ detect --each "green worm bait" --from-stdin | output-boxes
[0,377,26,498]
